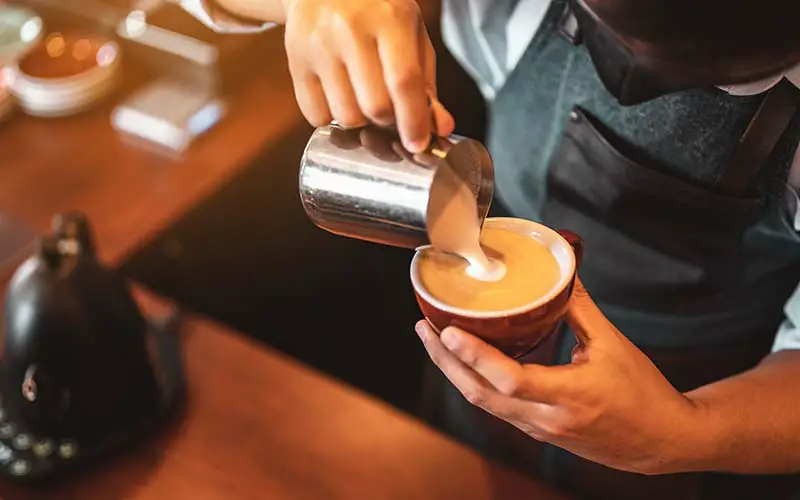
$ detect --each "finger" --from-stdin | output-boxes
[571,343,590,364]
[378,27,431,152]
[439,327,571,404]
[318,59,368,128]
[439,327,523,394]
[566,277,620,346]
[416,321,508,413]
[290,70,333,127]
[340,34,395,126]
[430,97,455,137]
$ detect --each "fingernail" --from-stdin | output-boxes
[415,322,429,341]
[441,328,461,350]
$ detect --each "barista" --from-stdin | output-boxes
[180,0,800,497]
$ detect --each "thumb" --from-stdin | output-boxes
[430,98,455,137]
[565,277,620,347]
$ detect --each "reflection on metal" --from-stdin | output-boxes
[299,124,495,250]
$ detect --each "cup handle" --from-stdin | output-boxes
[557,229,584,267]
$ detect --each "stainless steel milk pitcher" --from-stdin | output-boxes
[298,124,495,249]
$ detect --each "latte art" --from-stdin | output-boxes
[416,226,561,312]
[464,255,506,282]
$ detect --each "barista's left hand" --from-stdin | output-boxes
[416,278,701,475]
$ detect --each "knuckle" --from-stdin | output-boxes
[494,377,522,397]
[539,418,572,439]
[305,110,332,128]
[327,12,360,42]
[387,67,424,94]
[362,98,394,124]
[462,387,487,407]
[383,1,421,24]
[527,430,548,442]
[307,30,329,55]
[334,110,366,128]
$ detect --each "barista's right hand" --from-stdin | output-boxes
[282,0,455,152]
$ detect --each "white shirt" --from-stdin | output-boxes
[182,0,800,352]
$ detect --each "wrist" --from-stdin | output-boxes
[279,0,300,18]
[211,0,288,24]
[656,395,726,474]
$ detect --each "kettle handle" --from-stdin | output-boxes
[52,212,96,257]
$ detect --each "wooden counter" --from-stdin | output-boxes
[0,41,304,267]
[0,290,565,500]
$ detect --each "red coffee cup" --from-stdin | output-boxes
[410,217,583,359]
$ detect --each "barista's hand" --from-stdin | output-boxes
[282,0,455,152]
[416,279,701,475]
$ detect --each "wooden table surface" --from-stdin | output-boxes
[0,38,303,267]
[0,291,565,500]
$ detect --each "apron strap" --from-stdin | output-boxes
[716,79,800,196]
[558,2,582,45]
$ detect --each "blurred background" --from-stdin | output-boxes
[0,0,488,416]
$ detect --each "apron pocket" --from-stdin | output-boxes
[542,107,765,311]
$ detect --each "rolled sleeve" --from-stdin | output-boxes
[774,284,800,352]
[179,0,276,34]
[774,180,800,353]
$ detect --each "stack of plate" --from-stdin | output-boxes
[0,67,13,123]
[4,32,120,117]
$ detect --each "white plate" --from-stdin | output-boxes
[15,74,118,117]
[5,34,120,117]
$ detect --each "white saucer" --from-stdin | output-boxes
[5,32,120,117]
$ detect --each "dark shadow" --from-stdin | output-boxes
[120,122,428,414]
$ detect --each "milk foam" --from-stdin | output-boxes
[426,162,499,279]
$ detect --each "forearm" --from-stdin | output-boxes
[213,0,439,28]
[675,350,800,474]
[214,0,290,24]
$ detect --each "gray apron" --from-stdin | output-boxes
[420,1,800,498]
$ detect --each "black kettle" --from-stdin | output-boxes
[0,212,185,481]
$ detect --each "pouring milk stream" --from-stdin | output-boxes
[426,161,506,282]
[298,123,502,280]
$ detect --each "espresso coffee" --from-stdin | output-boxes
[416,226,561,312]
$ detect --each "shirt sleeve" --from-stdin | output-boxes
[773,181,800,353]
[773,281,800,352]
[746,75,800,353]
[178,0,276,34]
